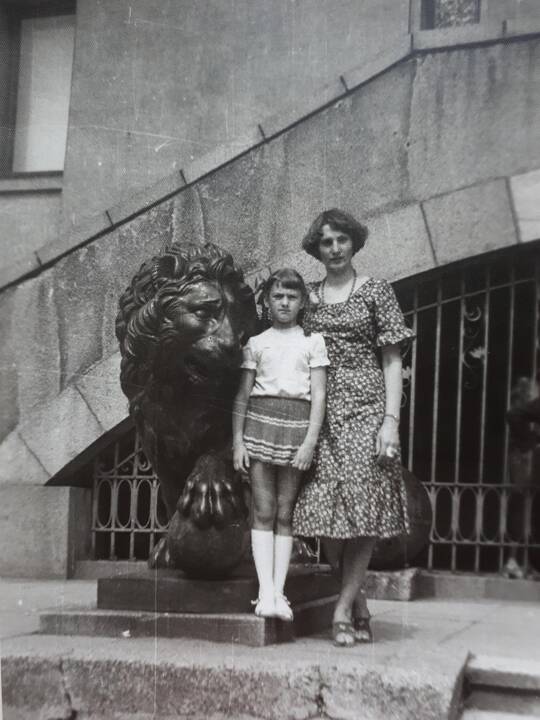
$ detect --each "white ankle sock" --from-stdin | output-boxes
[273,534,293,596]
[251,529,275,598]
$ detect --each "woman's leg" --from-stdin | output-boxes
[321,537,345,577]
[333,537,376,625]
[250,461,277,612]
[274,466,304,600]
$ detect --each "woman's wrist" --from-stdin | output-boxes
[383,413,400,424]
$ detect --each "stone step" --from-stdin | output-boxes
[39,595,337,647]
[463,655,540,718]
[2,632,468,720]
[417,572,540,603]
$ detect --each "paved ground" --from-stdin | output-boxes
[1,578,540,719]
[1,577,539,659]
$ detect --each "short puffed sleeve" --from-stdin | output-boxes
[373,279,416,348]
[241,337,258,369]
[309,333,330,368]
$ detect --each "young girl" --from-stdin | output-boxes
[233,268,328,621]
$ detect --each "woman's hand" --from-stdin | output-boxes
[233,443,250,473]
[291,441,316,471]
[376,417,400,467]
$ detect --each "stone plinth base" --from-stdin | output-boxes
[39,596,337,647]
[97,564,340,614]
[365,567,424,601]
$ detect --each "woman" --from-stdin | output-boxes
[293,208,414,647]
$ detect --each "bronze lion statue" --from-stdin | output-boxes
[116,242,258,578]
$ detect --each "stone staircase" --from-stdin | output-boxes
[461,655,540,719]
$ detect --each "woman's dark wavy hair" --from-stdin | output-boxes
[260,267,310,335]
[116,241,253,401]
[302,208,369,260]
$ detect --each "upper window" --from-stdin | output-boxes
[1,2,75,176]
[420,0,481,29]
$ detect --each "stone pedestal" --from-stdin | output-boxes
[40,564,339,646]
[97,563,339,613]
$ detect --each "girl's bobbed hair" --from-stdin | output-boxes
[260,268,310,334]
[302,208,369,260]
[263,267,308,300]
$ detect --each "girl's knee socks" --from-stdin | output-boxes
[251,529,274,598]
[273,534,293,596]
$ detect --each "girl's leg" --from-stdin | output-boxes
[333,537,376,625]
[250,461,277,615]
[273,466,304,617]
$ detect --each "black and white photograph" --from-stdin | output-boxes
[1,1,539,718]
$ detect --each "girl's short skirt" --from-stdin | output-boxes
[244,396,310,466]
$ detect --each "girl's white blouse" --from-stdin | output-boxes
[241,326,329,401]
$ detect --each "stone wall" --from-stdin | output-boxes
[0,37,538,485]
[61,0,410,234]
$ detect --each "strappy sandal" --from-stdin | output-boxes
[252,595,275,618]
[332,621,355,648]
[274,593,293,622]
[353,616,373,643]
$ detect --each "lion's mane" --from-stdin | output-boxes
[116,241,253,409]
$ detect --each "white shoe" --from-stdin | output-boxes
[252,594,275,618]
[274,593,293,622]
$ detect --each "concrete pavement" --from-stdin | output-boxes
[1,577,540,719]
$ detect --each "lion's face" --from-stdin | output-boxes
[162,278,255,384]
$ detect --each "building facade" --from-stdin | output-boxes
[0,0,539,578]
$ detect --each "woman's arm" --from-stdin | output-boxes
[376,344,402,465]
[232,369,256,472]
[292,366,327,471]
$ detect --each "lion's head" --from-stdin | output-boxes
[116,242,257,403]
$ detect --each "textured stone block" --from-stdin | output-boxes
[356,203,436,281]
[1,656,73,718]
[182,127,263,184]
[18,385,103,477]
[98,565,340,613]
[75,352,127,432]
[40,606,296,646]
[268,250,323,285]
[107,170,186,225]
[0,431,48,486]
[37,211,113,266]
[412,22,504,51]
[342,35,412,90]
[408,42,540,200]
[510,168,540,242]
[365,567,424,601]
[467,655,540,692]
[320,651,466,720]
[0,191,61,275]
[423,179,516,265]
[196,60,416,273]
[260,77,346,140]
[0,485,91,578]
[505,16,540,37]
[40,595,336,647]
[0,253,40,291]
[9,271,62,423]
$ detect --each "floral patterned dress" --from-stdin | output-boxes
[292,278,415,539]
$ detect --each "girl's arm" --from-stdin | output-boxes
[232,369,256,472]
[376,343,402,465]
[292,366,327,471]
